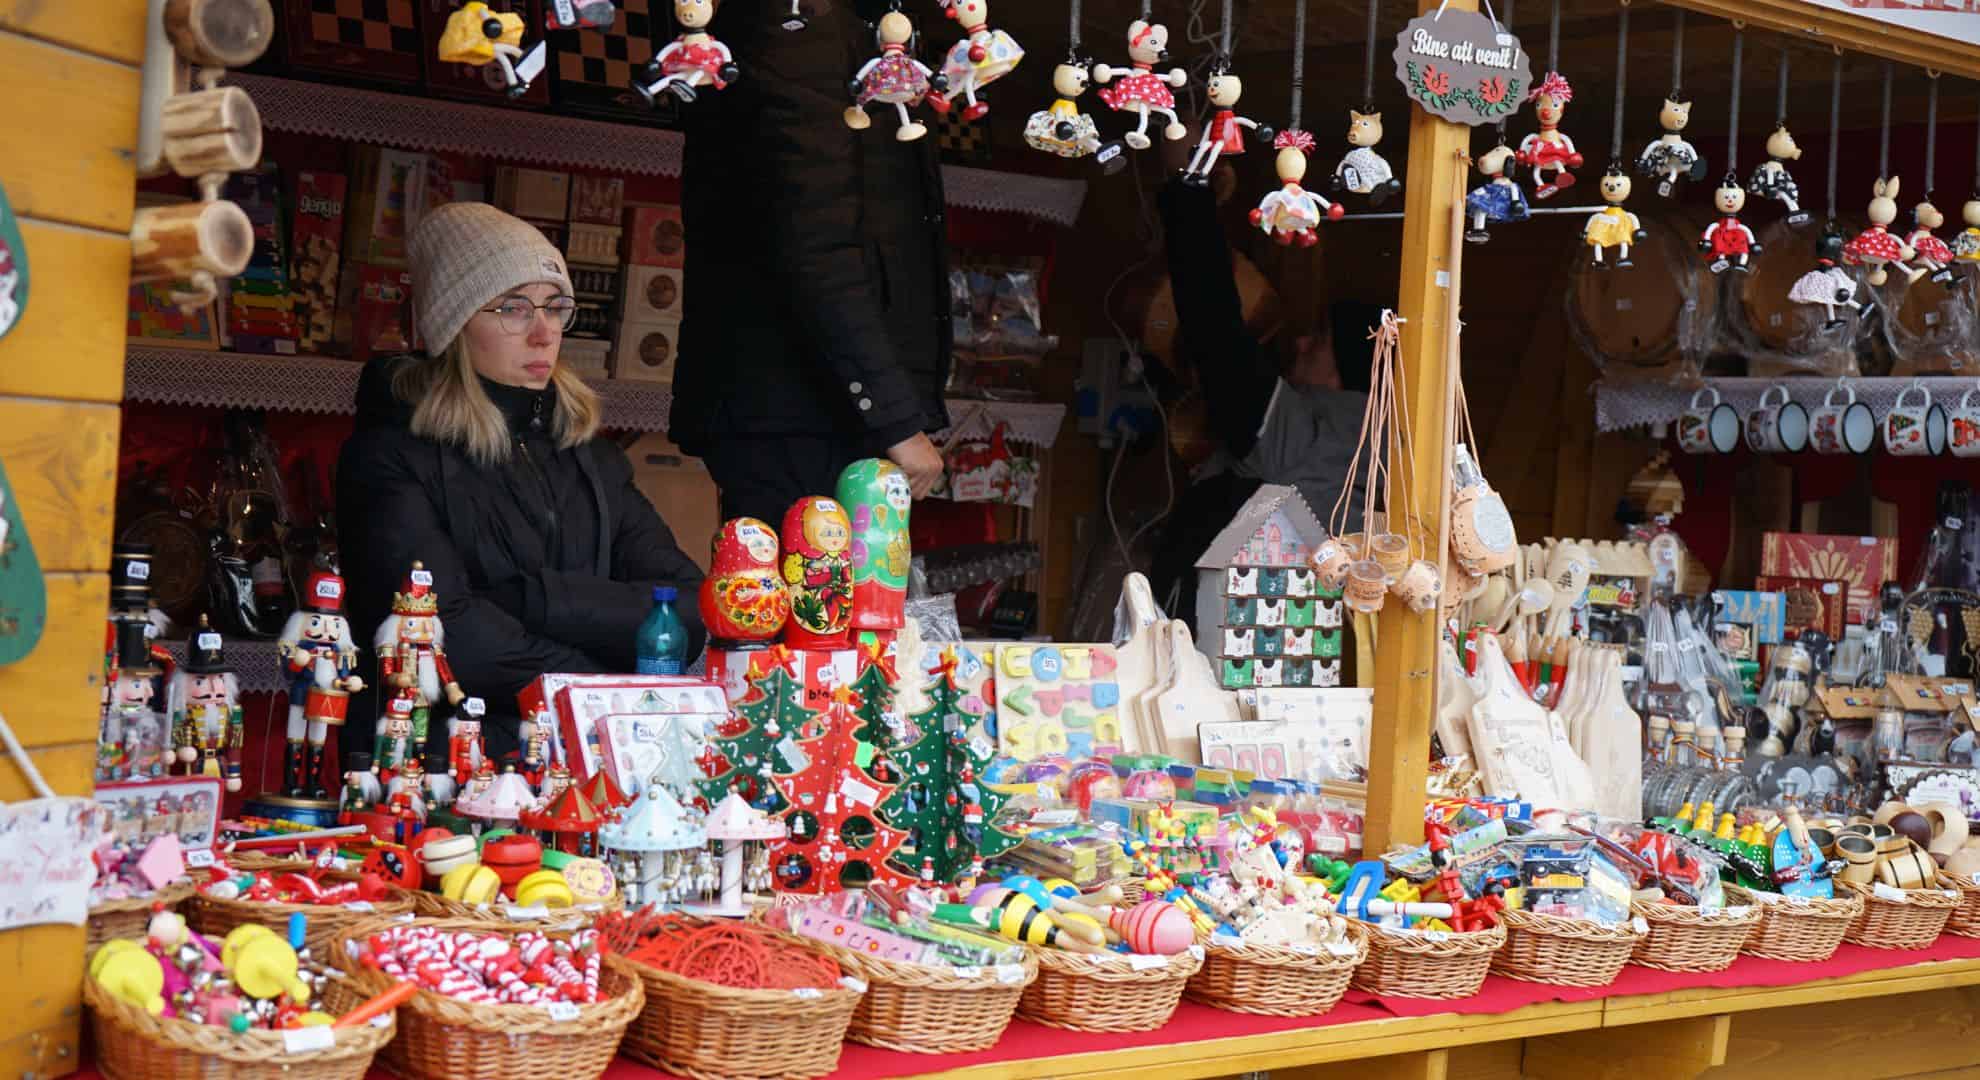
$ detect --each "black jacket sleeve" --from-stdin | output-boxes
[1157,178,1282,460]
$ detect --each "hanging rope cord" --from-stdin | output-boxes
[1880,62,1893,178]
[1288,0,1306,130]
[1609,5,1627,163]
[1493,0,1516,142]
[1068,0,1080,54]
[1671,8,1684,97]
[1776,50,1788,127]
[1361,0,1380,107]
[1726,31,1741,169]
[1547,0,1560,72]
[1926,73,1939,198]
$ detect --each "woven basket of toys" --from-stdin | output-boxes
[814,938,1037,1053]
[189,855,415,956]
[86,973,394,1080]
[328,917,642,1080]
[1491,908,1645,987]
[1017,944,1204,1032]
[409,891,623,932]
[1629,899,1763,973]
[89,882,198,951]
[1184,923,1368,1016]
[1722,885,1860,962]
[1840,880,1958,950]
[1351,922,1505,999]
[1936,873,1980,939]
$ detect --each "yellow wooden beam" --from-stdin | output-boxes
[0,0,149,66]
[0,400,120,574]
[0,219,133,403]
[0,30,141,233]
[0,574,111,750]
[1365,0,1474,855]
[1657,0,1980,81]
[1526,1013,1730,1080]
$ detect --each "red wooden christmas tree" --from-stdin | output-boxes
[769,684,912,893]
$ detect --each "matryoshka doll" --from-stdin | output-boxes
[700,517,791,648]
[780,497,854,649]
[836,459,912,633]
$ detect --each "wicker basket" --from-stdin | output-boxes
[1351,921,1505,999]
[327,917,642,1080]
[1492,908,1644,987]
[86,961,392,1080]
[410,889,623,931]
[189,856,415,956]
[616,931,862,1080]
[1839,880,1958,950]
[1722,885,1860,962]
[88,882,197,951]
[1938,873,1980,939]
[1184,926,1368,1016]
[1016,946,1204,1032]
[1629,899,1763,973]
[805,937,1037,1054]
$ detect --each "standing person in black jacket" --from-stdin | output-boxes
[672,0,950,522]
[338,203,706,769]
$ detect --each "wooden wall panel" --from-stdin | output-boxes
[0,30,141,232]
[0,575,110,749]
[0,0,149,64]
[1701,986,1980,1080]
[0,401,120,575]
[0,744,95,1079]
[0,220,131,401]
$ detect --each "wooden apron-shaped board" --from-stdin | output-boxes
[1153,620,1239,763]
[1114,572,1163,752]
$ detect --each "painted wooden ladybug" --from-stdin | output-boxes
[362,843,422,891]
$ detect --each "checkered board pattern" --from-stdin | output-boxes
[553,0,659,115]
[934,109,990,165]
[310,0,420,53]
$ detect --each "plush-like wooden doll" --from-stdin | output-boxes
[1634,95,1706,197]
[1843,176,1925,286]
[1517,72,1582,199]
[1249,130,1341,247]
[1024,59,1104,157]
[846,11,944,142]
[1181,64,1266,187]
[1583,166,1646,269]
[930,0,1023,121]
[1092,19,1188,150]
[1700,176,1760,274]
[636,0,739,105]
[1333,109,1399,205]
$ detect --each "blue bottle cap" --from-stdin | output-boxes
[654,586,677,603]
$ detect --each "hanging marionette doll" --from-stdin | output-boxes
[375,562,467,775]
[545,0,616,29]
[1333,109,1399,206]
[1908,195,1956,282]
[928,0,1022,122]
[1024,56,1104,158]
[636,0,739,105]
[169,617,243,792]
[1748,125,1808,226]
[278,570,365,799]
[1464,143,1529,244]
[1788,225,1861,331]
[845,9,945,142]
[1517,72,1583,199]
[1249,130,1341,247]
[1700,175,1762,274]
[1583,166,1646,269]
[437,2,547,98]
[1635,95,1706,197]
[1182,62,1268,187]
[1844,176,1925,286]
[1956,195,1980,266]
[1092,19,1188,150]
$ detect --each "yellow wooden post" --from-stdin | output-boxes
[1363,0,1476,854]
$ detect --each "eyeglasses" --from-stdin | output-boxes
[481,295,579,335]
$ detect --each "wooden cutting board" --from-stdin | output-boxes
[1114,572,1164,753]
[1153,619,1240,762]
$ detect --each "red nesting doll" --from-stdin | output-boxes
[700,517,791,647]
[779,497,854,650]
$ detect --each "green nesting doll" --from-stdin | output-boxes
[836,458,912,632]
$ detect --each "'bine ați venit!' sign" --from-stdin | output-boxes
[1393,9,1531,125]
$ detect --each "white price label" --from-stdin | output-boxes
[1859,536,1879,546]
[1631,917,1650,934]
[504,905,549,920]
[342,901,374,912]
[1721,906,1750,918]
[1678,638,1698,652]
[1750,891,1780,905]
[1873,883,1907,903]
[1970,874,1980,889]
[1289,944,1320,955]
[1127,953,1169,970]
[184,848,215,868]
[197,632,223,651]
[1188,944,1205,961]
[1821,583,1840,595]
[953,966,981,979]
[282,1026,336,1053]
[128,561,151,581]
[1944,890,1963,901]
[544,1001,581,1022]
[838,977,868,993]
[1649,642,1670,654]
[1948,516,1965,531]
[1325,941,1359,957]
[1785,896,1810,907]
[792,987,823,998]
[1880,620,1899,634]
[995,964,1028,984]
[838,776,880,807]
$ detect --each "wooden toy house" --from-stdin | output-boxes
[1192,485,1343,690]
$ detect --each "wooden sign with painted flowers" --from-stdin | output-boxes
[1393,8,1530,126]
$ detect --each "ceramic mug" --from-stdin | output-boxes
[1951,387,1980,458]
[1745,384,1809,453]
[1677,387,1739,454]
[1884,381,1948,456]
[1809,381,1876,455]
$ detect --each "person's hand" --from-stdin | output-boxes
[887,432,946,499]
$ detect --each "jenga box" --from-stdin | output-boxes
[291,172,347,354]
[703,648,857,709]
[626,204,684,267]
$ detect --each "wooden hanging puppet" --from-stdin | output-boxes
[781,496,855,649]
[1332,109,1399,206]
[1249,130,1341,247]
[1788,226,1861,330]
[845,10,944,142]
[1583,165,1646,269]
[1025,57,1104,157]
[1748,125,1809,226]
[1464,143,1529,244]
[929,0,1023,122]
[1843,176,1925,286]
[437,2,547,98]
[1092,19,1188,150]
[1907,195,1956,282]
[636,0,739,105]
[1955,195,1980,266]
[1700,175,1761,274]
[1517,72,1583,199]
[702,517,792,647]
[277,570,364,798]
[546,0,617,29]
[170,617,243,792]
[1635,95,1706,197]
[1182,63,1267,187]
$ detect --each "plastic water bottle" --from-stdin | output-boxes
[635,586,688,675]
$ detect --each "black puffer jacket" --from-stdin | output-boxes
[337,356,706,760]
[669,0,951,456]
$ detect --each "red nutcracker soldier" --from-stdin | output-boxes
[374,562,467,778]
[450,696,488,786]
[536,761,575,810]
[169,616,244,792]
[1699,175,1761,274]
[701,517,791,648]
[385,757,428,841]
[375,691,418,781]
[519,712,556,788]
[779,497,854,650]
[276,570,365,799]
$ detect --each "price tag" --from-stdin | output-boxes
[838,776,880,807]
[1289,944,1320,955]
[1616,298,1633,312]
[1127,953,1169,970]
[1873,883,1907,903]
[128,561,150,581]
[544,1001,581,1022]
[1944,890,1963,901]
[838,977,867,993]
[1948,516,1965,531]
[1650,642,1670,654]
[1419,929,1451,942]
[1785,896,1810,907]
[1325,941,1360,957]
[1750,891,1780,905]
[342,901,375,912]
[1188,944,1205,961]
[282,1026,336,1053]
[953,966,982,979]
[1880,620,1899,634]
[504,905,549,920]
[1631,917,1650,934]
[185,848,215,869]
[792,987,823,999]
[994,964,1028,984]
[1821,582,1840,595]
[1859,536,1879,546]
[1678,638,1698,652]
[394,912,416,922]
[1721,906,1750,918]
[1970,874,1980,889]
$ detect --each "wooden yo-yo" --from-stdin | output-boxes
[160,86,262,179]
[164,0,275,69]
[1836,832,1880,884]
[1877,844,1936,891]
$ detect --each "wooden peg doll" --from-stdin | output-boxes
[1907,196,1956,282]
[1181,64,1267,187]
[1843,176,1925,286]
[1024,58,1103,157]
[1583,166,1646,269]
[845,11,944,142]
[636,0,739,105]
[1788,225,1860,330]
[1463,143,1529,244]
[1248,130,1341,247]
[1333,108,1400,206]
[1955,195,1980,266]
[1517,72,1582,199]
[1700,175,1761,274]
[929,0,1023,122]
[1635,94,1706,197]
[437,2,546,98]
[1092,19,1188,150]
[1748,124,1810,227]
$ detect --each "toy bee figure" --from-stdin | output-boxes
[437,2,547,97]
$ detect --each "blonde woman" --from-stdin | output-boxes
[338,202,704,765]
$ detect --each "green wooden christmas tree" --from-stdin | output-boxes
[879,647,1016,881]
[695,648,810,814]
[848,639,903,752]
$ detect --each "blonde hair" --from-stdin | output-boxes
[393,337,601,466]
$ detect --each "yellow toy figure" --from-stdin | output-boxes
[439,2,547,98]
[1024,60,1104,158]
[1583,166,1646,270]
[1955,196,1980,265]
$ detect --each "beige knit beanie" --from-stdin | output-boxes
[408,202,574,353]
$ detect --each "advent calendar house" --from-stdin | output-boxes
[1192,485,1344,690]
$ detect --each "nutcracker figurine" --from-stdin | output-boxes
[1517,72,1582,199]
[701,517,791,648]
[1956,195,1980,266]
[1583,165,1647,269]
[340,752,382,818]
[169,616,243,792]
[1023,58,1104,158]
[836,460,912,633]
[100,619,166,783]
[1332,109,1399,206]
[385,758,428,841]
[1250,130,1341,247]
[1091,19,1188,150]
[928,0,1023,122]
[1635,95,1706,197]
[1700,176,1761,274]
[636,0,739,105]
[1181,64,1266,187]
[780,496,855,649]
[277,569,365,799]
[844,10,943,142]
[537,761,575,809]
[374,691,417,781]
[1464,143,1529,244]
[459,758,498,811]
[519,711,555,787]
[1748,124,1809,226]
[450,696,487,786]
[1907,196,1956,281]
[374,562,467,770]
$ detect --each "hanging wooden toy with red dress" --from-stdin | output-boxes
[1699,176,1760,274]
[1251,131,1340,247]
[1908,196,1956,282]
[845,9,944,142]
[1844,177,1925,286]
[928,0,1023,122]
[1092,19,1187,150]
[636,0,739,105]
[1517,72,1582,199]
[1182,62,1267,187]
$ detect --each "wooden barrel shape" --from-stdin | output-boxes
[165,0,275,69]
[1884,269,1979,377]
[1566,207,1700,377]
[1734,217,1864,378]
